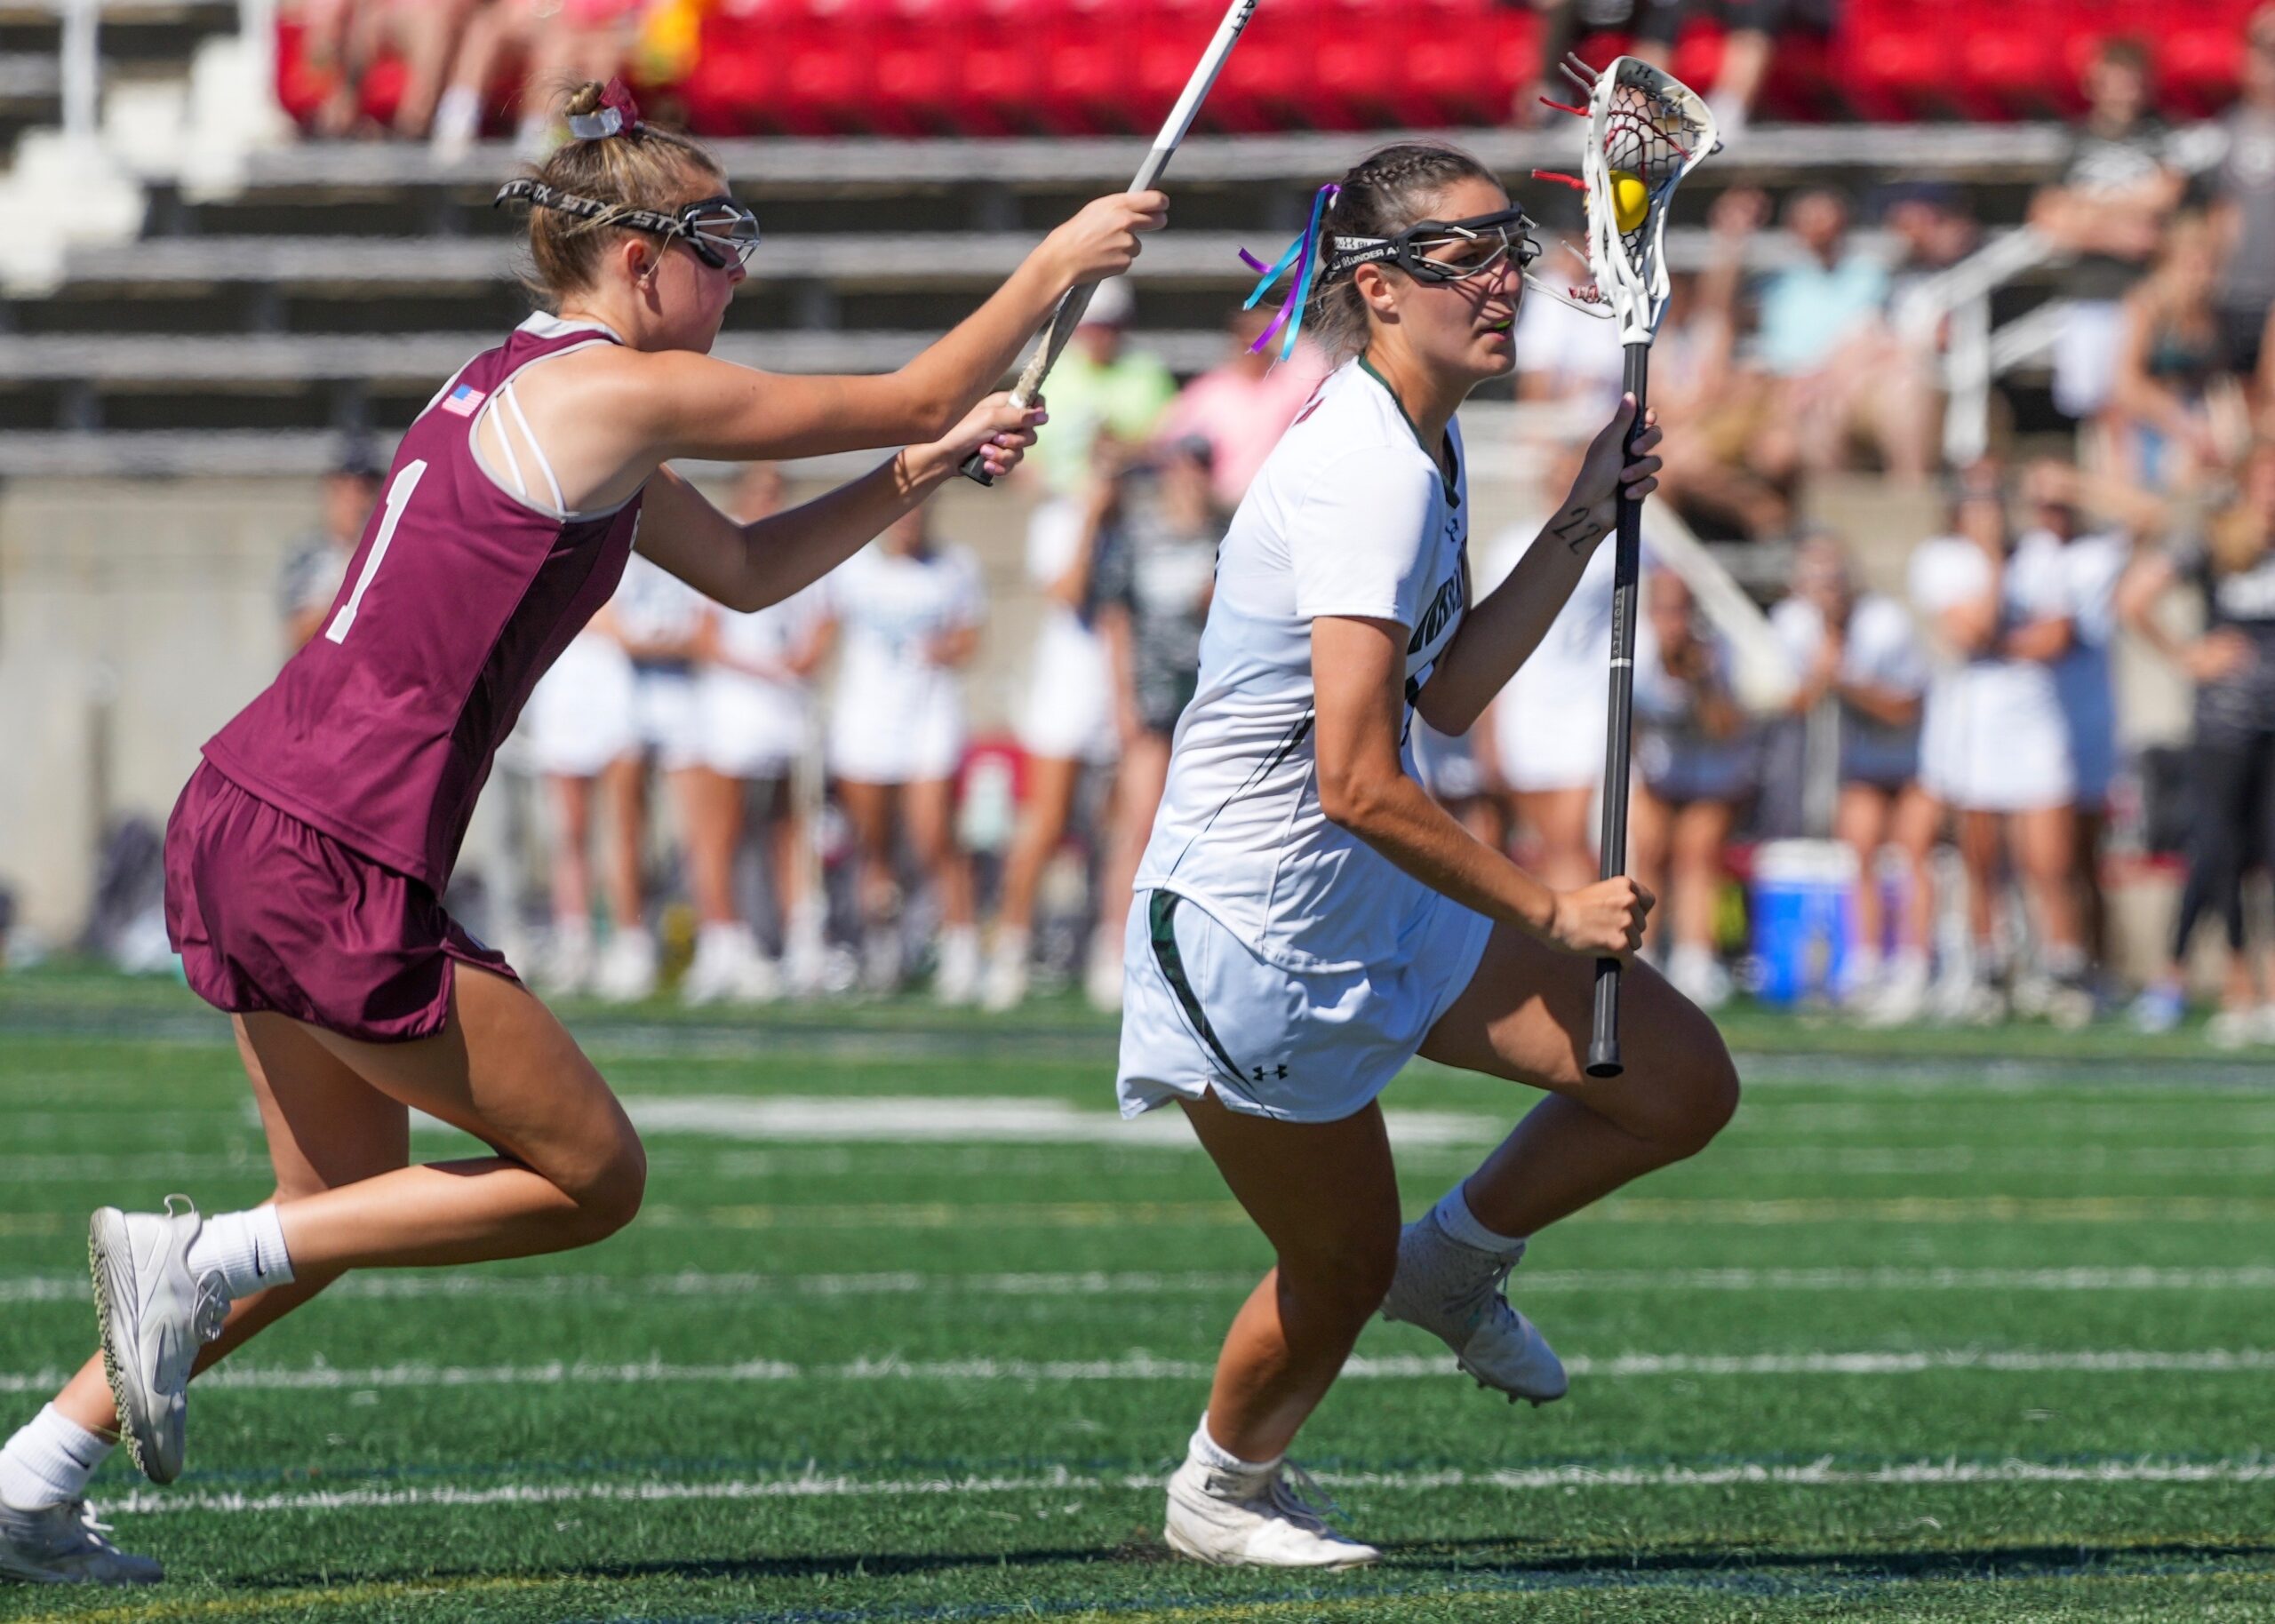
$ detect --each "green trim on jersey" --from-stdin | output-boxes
[1355,352,1460,507]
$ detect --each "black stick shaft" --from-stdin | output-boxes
[1586,342,1650,1079]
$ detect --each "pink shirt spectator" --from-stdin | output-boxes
[1157,338,1329,507]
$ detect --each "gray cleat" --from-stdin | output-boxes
[0,1497,162,1585]
[89,1198,230,1485]
[1380,1214,1569,1405]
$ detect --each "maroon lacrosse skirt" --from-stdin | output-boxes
[164,760,518,1043]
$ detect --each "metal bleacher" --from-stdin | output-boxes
[0,112,2087,476]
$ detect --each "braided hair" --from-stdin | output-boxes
[1305,141,1500,360]
[523,82,723,302]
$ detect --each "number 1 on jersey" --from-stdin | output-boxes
[325,459,428,646]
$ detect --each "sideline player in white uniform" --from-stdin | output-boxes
[522,614,640,992]
[1118,144,1739,1569]
[1484,437,1613,892]
[689,463,832,1000]
[1769,536,1936,1020]
[1912,470,2087,1022]
[986,468,1122,1011]
[595,552,712,999]
[819,507,986,999]
[2017,461,2129,990]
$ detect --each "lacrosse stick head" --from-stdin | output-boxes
[1559,54,1718,347]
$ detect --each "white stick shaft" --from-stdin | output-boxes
[1006,0,1259,407]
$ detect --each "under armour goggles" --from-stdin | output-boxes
[1324,207,1542,285]
[494,179,762,271]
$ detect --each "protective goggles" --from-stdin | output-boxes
[493,179,762,271]
[1324,208,1542,285]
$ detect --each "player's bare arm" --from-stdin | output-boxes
[1417,395,1660,736]
[633,394,1042,612]
[635,191,1162,463]
[1313,612,1648,959]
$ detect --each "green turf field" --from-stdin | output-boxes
[2,968,2272,1622]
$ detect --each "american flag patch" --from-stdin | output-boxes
[440,383,487,418]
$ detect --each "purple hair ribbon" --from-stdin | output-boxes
[1238,183,1338,362]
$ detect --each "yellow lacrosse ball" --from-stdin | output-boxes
[1609,170,1650,234]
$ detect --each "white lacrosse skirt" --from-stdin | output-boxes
[699,671,807,780]
[523,632,637,778]
[1116,888,1493,1124]
[631,665,705,773]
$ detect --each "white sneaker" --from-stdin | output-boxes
[1380,1214,1568,1405]
[1162,1456,1378,1570]
[89,1199,229,1485]
[0,1496,162,1585]
[1857,954,1929,1028]
[2207,1007,2267,1050]
[684,925,777,1007]
[593,928,659,1003]
[935,927,982,1007]
[1084,933,1125,1014]
[980,934,1030,1013]
[1666,944,1730,1012]
[534,921,595,997]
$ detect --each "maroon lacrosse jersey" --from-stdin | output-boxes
[204,314,644,890]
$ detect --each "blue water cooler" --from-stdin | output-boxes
[1749,840,1857,1006]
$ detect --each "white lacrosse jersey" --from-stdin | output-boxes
[1135,358,1474,975]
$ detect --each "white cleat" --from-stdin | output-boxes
[593,928,659,1003]
[89,1199,229,1485]
[0,1497,162,1585]
[1162,1457,1378,1570]
[1380,1216,1568,1406]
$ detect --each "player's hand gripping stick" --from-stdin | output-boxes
[961,0,1262,485]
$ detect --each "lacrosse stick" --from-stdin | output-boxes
[1538,53,1719,1079]
[960,0,1261,485]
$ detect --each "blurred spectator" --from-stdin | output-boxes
[2108,213,2250,490]
[1484,441,1610,892]
[2030,36,2187,431]
[2208,7,2275,394]
[432,0,647,159]
[1153,306,1328,507]
[1089,435,1229,1002]
[818,508,986,1002]
[2018,461,2131,989]
[1707,0,1831,140]
[1753,187,1933,484]
[1910,469,2089,1026]
[1770,535,1936,1022]
[599,553,714,1000]
[688,465,832,1003]
[312,0,481,139]
[1632,570,1753,1010]
[987,454,1122,1014]
[1653,187,1797,540]
[1516,0,1680,127]
[277,442,382,652]
[1024,279,1177,502]
[2118,443,2275,1045]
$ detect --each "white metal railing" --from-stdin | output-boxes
[1892,225,2064,467]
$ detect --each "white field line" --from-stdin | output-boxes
[12,1262,2275,1309]
[105,1454,2275,1519]
[27,1142,2275,1184]
[11,1346,2275,1397]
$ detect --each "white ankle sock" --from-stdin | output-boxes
[184,1205,294,1298]
[1432,1185,1529,1262]
[0,1405,113,1510]
[1190,1416,1279,1477]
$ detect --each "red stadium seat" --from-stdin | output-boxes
[1037,0,1137,135]
[1204,0,1314,133]
[870,0,970,136]
[956,0,1047,133]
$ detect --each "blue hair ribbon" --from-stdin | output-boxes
[1238,183,1339,362]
